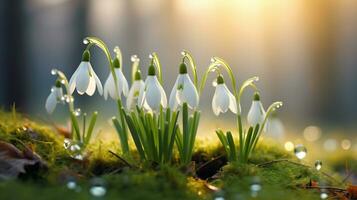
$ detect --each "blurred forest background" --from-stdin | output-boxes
[1,0,357,135]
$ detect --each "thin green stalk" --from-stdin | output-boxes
[70,112,81,141]
[151,52,163,84]
[82,113,86,143]
[181,50,198,88]
[84,111,98,145]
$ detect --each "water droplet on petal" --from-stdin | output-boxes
[83,39,89,44]
[212,81,218,87]
[90,178,107,197]
[210,58,216,63]
[131,55,139,62]
[181,51,186,56]
[51,87,55,92]
[294,144,307,160]
[315,160,322,171]
[60,79,66,84]
[51,69,58,75]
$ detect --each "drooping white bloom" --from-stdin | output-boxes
[247,92,265,127]
[169,63,199,110]
[104,58,129,100]
[138,65,167,112]
[265,115,285,141]
[45,82,63,114]
[212,75,237,116]
[69,50,103,96]
[126,71,145,110]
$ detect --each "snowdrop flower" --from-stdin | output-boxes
[45,80,63,114]
[212,75,237,116]
[104,58,129,100]
[69,50,103,96]
[169,63,199,110]
[138,65,167,112]
[126,70,145,110]
[247,92,265,127]
[265,113,285,141]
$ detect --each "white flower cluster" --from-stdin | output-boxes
[46,49,283,138]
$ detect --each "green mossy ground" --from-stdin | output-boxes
[0,111,349,199]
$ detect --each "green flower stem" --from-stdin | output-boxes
[181,50,198,89]
[251,101,283,151]
[54,70,80,141]
[84,37,130,154]
[200,57,261,163]
[151,52,163,85]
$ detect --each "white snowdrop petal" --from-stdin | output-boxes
[182,74,199,109]
[108,75,118,100]
[75,62,91,94]
[216,85,230,113]
[265,118,285,141]
[86,76,96,96]
[169,77,179,110]
[69,64,81,94]
[126,80,144,110]
[137,80,147,108]
[92,69,103,95]
[117,69,129,97]
[45,92,57,114]
[212,92,220,116]
[247,101,265,127]
[224,84,237,114]
[103,75,110,100]
[145,77,162,111]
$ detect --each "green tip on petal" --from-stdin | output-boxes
[113,58,120,68]
[134,70,142,80]
[148,65,156,76]
[253,92,260,101]
[179,63,187,74]
[82,50,90,62]
[55,80,61,87]
[217,75,224,84]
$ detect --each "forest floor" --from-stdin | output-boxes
[0,111,355,200]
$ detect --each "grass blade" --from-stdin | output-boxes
[84,111,98,145]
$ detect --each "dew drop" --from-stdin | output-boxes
[320,189,328,199]
[131,55,139,62]
[315,160,322,171]
[83,39,89,44]
[74,108,81,117]
[210,57,216,63]
[294,144,307,160]
[212,81,218,87]
[65,96,74,103]
[90,178,107,197]
[51,87,55,92]
[64,139,84,160]
[51,69,58,75]
[63,138,71,149]
[250,177,261,198]
[67,180,77,190]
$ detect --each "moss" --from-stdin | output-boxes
[0,111,348,199]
